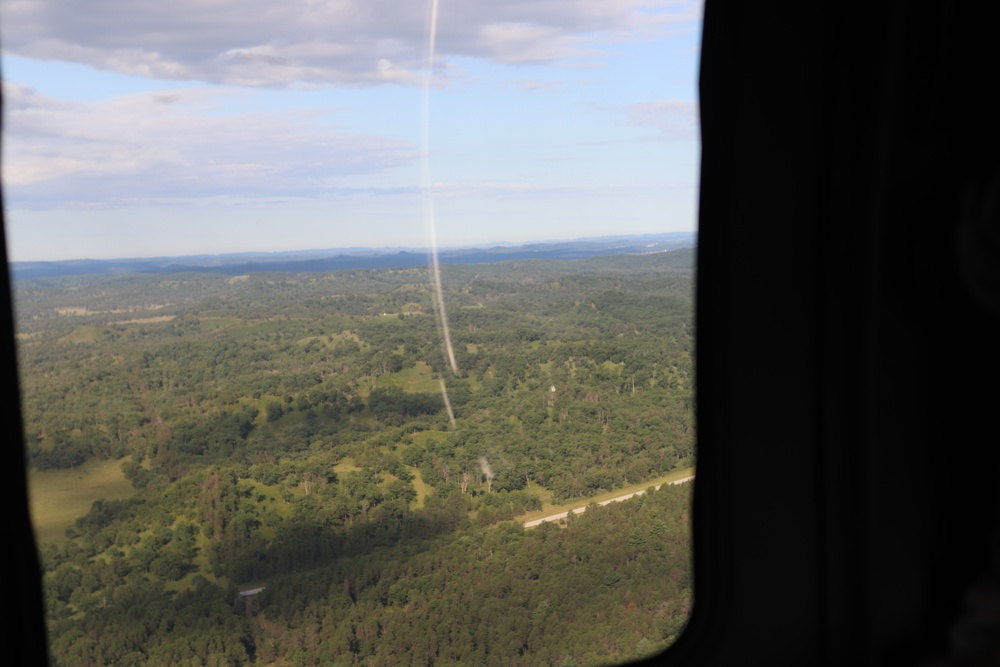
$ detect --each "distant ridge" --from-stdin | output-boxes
[11,232,696,280]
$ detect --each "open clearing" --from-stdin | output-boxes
[28,458,135,544]
[381,361,438,393]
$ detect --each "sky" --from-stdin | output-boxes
[0,0,702,262]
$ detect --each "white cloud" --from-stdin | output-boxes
[0,0,701,87]
[502,77,565,93]
[2,82,420,207]
[621,98,698,140]
[419,178,686,201]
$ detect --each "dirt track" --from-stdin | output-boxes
[522,475,695,528]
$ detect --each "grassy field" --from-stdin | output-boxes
[381,361,438,393]
[58,326,107,344]
[119,315,176,324]
[332,459,362,475]
[409,467,429,509]
[27,458,135,544]
[407,430,449,447]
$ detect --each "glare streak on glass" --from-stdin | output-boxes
[439,376,456,426]
[422,0,460,405]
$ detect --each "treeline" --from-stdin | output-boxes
[17,251,696,665]
[46,482,692,667]
[18,253,693,504]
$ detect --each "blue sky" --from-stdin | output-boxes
[1,0,701,261]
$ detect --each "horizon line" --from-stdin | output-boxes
[11,230,698,265]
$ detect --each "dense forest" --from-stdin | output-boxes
[16,249,695,666]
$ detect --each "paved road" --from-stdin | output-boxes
[522,475,695,528]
